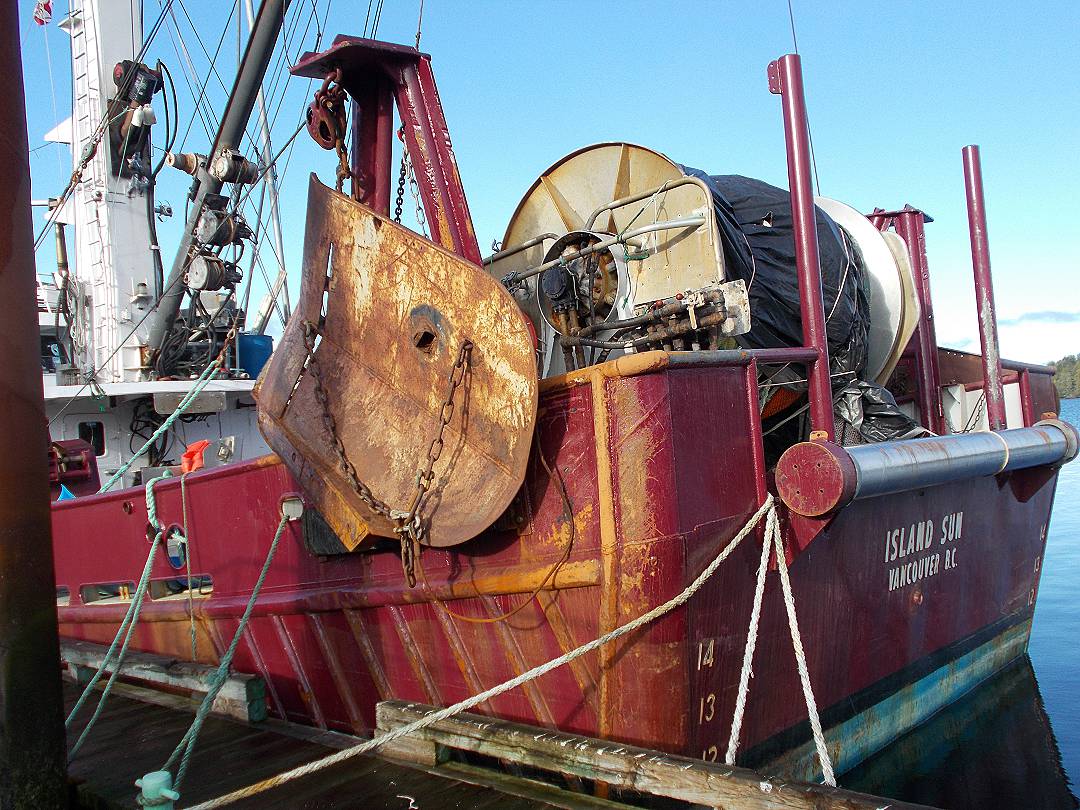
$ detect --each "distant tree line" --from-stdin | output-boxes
[1050,355,1080,400]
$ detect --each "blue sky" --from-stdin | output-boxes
[20,0,1080,363]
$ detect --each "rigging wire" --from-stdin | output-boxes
[785,0,820,195]
[170,0,241,151]
[164,15,217,144]
[32,0,179,253]
[258,0,319,136]
[371,0,385,38]
[47,272,187,427]
[151,61,180,178]
[415,0,424,48]
[239,178,268,319]
[41,25,64,177]
[362,0,374,37]
[235,0,329,323]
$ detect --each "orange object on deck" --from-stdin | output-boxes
[181,440,212,474]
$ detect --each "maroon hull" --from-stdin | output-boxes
[51,352,1058,776]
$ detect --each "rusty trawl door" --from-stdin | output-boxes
[256,176,538,550]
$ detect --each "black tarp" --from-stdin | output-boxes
[835,380,929,444]
[679,167,870,382]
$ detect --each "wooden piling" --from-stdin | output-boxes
[0,3,68,805]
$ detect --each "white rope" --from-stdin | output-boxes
[724,506,773,764]
[185,496,777,809]
[769,508,837,786]
[186,493,836,807]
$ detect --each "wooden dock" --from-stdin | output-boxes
[65,681,621,809]
[65,674,938,810]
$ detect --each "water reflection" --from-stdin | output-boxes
[843,656,1077,809]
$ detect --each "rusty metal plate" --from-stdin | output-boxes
[255,176,537,549]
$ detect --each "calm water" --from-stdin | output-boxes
[844,398,1080,808]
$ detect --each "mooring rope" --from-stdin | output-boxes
[182,494,834,809]
[98,359,222,493]
[769,506,837,786]
[67,473,174,759]
[725,505,774,765]
[164,513,289,792]
[179,473,198,662]
[724,507,837,785]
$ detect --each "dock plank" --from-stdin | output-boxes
[63,681,586,809]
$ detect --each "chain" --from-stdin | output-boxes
[332,127,351,195]
[301,321,474,586]
[393,339,473,585]
[393,127,407,223]
[406,156,429,238]
[302,322,395,519]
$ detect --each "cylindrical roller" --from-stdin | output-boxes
[777,421,1079,515]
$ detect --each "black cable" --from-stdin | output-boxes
[152,61,180,179]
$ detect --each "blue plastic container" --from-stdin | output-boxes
[237,332,274,378]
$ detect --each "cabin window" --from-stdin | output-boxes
[56,586,70,607]
[78,421,106,456]
[149,575,214,600]
[80,581,135,604]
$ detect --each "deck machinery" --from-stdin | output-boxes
[51,35,1077,785]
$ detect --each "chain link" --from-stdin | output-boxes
[393,339,472,585]
[303,322,395,520]
[393,127,407,223]
[406,155,429,238]
[302,320,473,586]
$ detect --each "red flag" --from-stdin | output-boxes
[33,0,53,25]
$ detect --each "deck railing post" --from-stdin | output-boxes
[894,208,946,435]
[0,2,68,804]
[962,144,1007,431]
[768,54,834,439]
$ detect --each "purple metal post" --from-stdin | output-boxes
[962,145,1007,431]
[894,208,946,435]
[768,54,834,439]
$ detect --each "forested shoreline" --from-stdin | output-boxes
[1050,355,1080,400]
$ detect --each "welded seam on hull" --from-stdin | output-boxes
[429,601,494,715]
[308,613,366,734]
[342,609,392,701]
[205,619,226,662]
[387,605,442,706]
[538,591,599,703]
[481,595,558,729]
[590,371,619,738]
[271,615,328,729]
[242,624,284,720]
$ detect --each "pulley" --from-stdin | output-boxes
[209,147,259,184]
[184,253,242,291]
[305,70,348,151]
[195,209,253,246]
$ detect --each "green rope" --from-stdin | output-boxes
[164,513,289,792]
[98,359,222,493]
[180,473,197,662]
[67,473,173,759]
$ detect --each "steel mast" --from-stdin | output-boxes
[147,0,293,365]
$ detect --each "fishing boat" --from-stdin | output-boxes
[43,4,1076,795]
